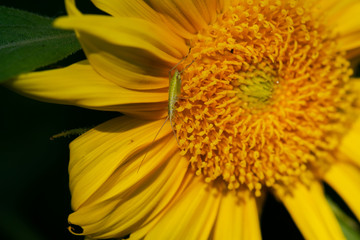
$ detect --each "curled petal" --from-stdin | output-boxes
[54,15,188,89]
[69,138,188,239]
[7,61,167,117]
[54,15,186,61]
[69,116,174,209]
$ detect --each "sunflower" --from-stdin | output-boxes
[8,0,360,239]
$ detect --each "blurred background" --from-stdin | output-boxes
[0,1,359,240]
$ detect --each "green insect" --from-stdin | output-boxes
[137,49,194,172]
[166,59,189,144]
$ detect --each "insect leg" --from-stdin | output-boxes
[169,114,181,146]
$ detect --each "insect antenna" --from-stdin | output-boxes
[137,116,169,173]
[169,48,192,76]
[179,58,196,74]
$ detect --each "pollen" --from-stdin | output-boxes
[175,0,358,196]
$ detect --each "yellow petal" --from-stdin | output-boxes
[66,0,189,41]
[54,15,188,89]
[171,0,211,29]
[91,0,222,39]
[65,0,81,16]
[69,116,174,210]
[332,3,360,36]
[76,40,172,90]
[322,162,360,221]
[320,0,360,52]
[91,0,165,22]
[129,172,194,240]
[242,193,262,240]
[337,31,360,53]
[145,0,224,35]
[339,115,360,168]
[102,0,196,39]
[146,0,202,34]
[7,61,167,116]
[146,177,221,240]
[274,181,346,240]
[68,139,187,239]
[318,0,359,18]
[191,0,216,24]
[212,190,261,240]
[54,15,186,61]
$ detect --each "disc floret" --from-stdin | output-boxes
[175,0,357,196]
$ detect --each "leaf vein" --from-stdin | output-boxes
[0,33,75,50]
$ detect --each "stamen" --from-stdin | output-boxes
[174,0,358,195]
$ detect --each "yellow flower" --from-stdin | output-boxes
[8,0,360,239]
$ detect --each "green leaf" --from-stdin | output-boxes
[327,197,360,240]
[0,6,81,82]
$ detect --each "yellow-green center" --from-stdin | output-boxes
[234,68,277,109]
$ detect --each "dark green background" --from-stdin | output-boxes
[0,1,359,240]
[0,1,117,239]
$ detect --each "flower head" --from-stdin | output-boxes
[8,0,360,239]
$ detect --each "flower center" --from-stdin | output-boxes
[234,67,278,110]
[174,0,357,196]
